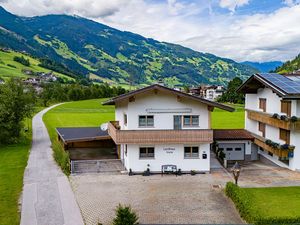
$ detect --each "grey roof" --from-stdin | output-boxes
[56,127,110,143]
[238,73,300,98]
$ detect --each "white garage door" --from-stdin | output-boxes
[218,143,245,161]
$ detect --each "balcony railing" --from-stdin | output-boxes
[108,121,213,144]
[252,133,290,158]
[247,109,300,131]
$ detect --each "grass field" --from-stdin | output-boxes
[0,118,32,225]
[211,104,245,129]
[0,50,73,81]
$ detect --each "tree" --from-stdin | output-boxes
[0,78,36,143]
[217,77,244,104]
[13,56,30,66]
[112,204,139,225]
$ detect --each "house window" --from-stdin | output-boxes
[184,146,199,158]
[183,115,199,126]
[235,148,242,151]
[139,147,155,158]
[279,128,290,144]
[259,98,267,112]
[259,122,266,137]
[226,148,233,151]
[139,115,154,127]
[281,100,291,117]
[124,114,127,126]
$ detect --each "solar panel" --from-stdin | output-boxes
[259,73,300,94]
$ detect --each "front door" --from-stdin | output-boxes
[174,115,182,130]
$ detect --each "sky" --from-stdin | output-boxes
[0,0,300,63]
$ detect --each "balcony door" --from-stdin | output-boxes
[174,115,182,130]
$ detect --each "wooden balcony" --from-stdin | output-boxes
[247,109,300,131]
[253,135,289,158]
[108,121,213,144]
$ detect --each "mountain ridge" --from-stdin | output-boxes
[0,6,257,86]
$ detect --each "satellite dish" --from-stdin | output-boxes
[100,123,108,131]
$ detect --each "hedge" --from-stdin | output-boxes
[225,182,300,225]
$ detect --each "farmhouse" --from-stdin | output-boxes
[238,73,300,171]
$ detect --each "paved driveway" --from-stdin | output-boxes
[70,170,244,225]
[235,162,300,187]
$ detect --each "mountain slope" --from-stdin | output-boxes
[242,61,282,73]
[275,54,300,74]
[0,6,257,86]
[0,49,74,81]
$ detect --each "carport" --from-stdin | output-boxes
[56,127,117,160]
[213,129,256,162]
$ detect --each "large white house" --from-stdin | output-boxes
[238,73,300,171]
[103,84,233,173]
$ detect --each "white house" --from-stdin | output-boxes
[103,84,234,173]
[238,73,300,171]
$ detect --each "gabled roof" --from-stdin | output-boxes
[102,84,234,112]
[238,73,300,99]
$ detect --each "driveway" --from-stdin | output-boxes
[70,170,244,225]
[20,105,84,225]
[234,161,300,187]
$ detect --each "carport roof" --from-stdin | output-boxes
[213,129,254,141]
[56,127,111,143]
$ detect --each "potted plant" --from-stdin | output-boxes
[291,116,298,123]
[265,139,272,146]
[280,144,289,150]
[272,113,280,119]
[280,115,289,121]
[191,170,196,176]
[288,145,295,151]
[177,169,182,176]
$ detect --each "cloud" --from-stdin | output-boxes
[0,0,300,62]
[219,0,250,12]
[283,0,300,6]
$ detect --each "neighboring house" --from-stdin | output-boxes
[238,73,300,171]
[102,84,234,173]
[190,85,225,101]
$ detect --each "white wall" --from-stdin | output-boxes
[218,140,252,155]
[115,101,128,130]
[289,131,300,171]
[124,143,210,172]
[116,91,210,130]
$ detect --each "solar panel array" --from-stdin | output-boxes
[259,73,300,95]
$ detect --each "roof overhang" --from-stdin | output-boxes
[237,74,286,96]
[103,84,234,112]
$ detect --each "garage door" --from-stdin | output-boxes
[218,143,245,161]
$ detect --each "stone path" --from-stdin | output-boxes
[20,105,84,225]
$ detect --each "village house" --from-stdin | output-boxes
[102,84,234,173]
[238,73,300,171]
[190,85,225,101]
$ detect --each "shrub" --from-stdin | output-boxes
[112,204,139,225]
[7,64,17,68]
[52,140,70,175]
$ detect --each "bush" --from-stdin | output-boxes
[52,140,70,175]
[291,116,298,122]
[112,204,139,225]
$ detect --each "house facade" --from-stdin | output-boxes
[239,73,300,171]
[189,85,225,101]
[103,84,233,173]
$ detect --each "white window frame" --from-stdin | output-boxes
[138,115,154,127]
[183,115,199,127]
[184,146,199,159]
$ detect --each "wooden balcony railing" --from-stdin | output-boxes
[247,109,300,131]
[108,121,213,144]
[253,135,289,158]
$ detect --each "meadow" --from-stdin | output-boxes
[0,118,32,225]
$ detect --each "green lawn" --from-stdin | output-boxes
[245,187,300,219]
[43,99,115,140]
[0,118,32,225]
[211,104,245,129]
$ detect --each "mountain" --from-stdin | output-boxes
[275,54,300,74]
[0,6,257,86]
[241,61,283,73]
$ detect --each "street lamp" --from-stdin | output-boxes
[231,162,241,185]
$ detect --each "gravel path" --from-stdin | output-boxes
[20,105,84,225]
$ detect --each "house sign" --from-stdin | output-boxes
[163,147,175,154]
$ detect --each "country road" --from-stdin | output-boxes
[20,104,84,225]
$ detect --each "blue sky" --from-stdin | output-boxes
[1,0,300,62]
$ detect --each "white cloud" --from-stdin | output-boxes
[283,0,300,6]
[1,0,300,62]
[219,0,250,12]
